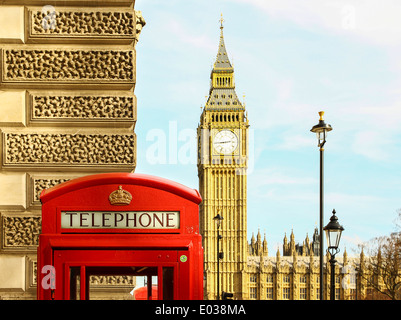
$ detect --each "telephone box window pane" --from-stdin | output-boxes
[69,267,80,300]
[86,266,158,300]
[163,267,174,300]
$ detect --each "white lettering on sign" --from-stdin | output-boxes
[61,211,180,229]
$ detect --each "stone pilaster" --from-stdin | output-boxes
[0,0,144,299]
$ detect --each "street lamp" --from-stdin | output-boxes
[213,213,223,300]
[324,209,344,300]
[310,111,332,300]
[311,111,332,149]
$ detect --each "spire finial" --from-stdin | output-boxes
[219,13,224,29]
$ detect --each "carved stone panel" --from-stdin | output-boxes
[1,215,41,249]
[90,275,135,287]
[28,92,136,126]
[28,7,136,42]
[1,48,135,87]
[1,1,135,6]
[26,257,37,291]
[26,174,72,209]
[2,131,136,170]
[33,178,69,202]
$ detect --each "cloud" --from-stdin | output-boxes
[355,104,401,129]
[277,78,293,101]
[276,133,314,151]
[167,19,215,52]
[252,101,318,131]
[264,174,315,186]
[352,130,389,161]
[166,79,205,105]
[337,103,401,162]
[250,167,316,185]
[326,192,384,206]
[341,234,365,253]
[234,0,401,47]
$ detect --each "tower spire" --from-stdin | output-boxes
[204,15,244,111]
[213,14,232,71]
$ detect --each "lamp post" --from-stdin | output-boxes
[311,111,332,300]
[324,209,344,300]
[213,213,223,300]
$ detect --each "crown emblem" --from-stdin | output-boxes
[109,186,132,205]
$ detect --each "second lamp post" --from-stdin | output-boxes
[214,212,223,300]
[324,209,344,300]
[311,111,332,300]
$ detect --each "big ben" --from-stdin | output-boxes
[197,16,249,300]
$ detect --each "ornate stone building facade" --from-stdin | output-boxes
[247,229,374,300]
[282,228,320,257]
[0,0,145,299]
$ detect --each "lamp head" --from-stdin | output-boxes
[324,209,344,254]
[310,111,333,147]
[213,213,223,229]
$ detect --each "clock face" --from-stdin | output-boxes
[213,130,238,154]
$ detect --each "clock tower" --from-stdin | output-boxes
[197,17,249,300]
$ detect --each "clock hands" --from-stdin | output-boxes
[213,130,238,154]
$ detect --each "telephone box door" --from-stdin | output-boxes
[53,249,190,300]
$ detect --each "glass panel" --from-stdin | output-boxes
[86,266,158,300]
[316,130,327,146]
[69,267,80,300]
[327,229,341,248]
[163,267,174,300]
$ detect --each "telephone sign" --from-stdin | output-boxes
[61,211,180,230]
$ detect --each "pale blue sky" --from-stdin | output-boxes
[134,0,401,255]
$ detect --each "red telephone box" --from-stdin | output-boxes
[37,173,203,300]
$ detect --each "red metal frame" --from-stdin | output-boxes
[37,173,203,300]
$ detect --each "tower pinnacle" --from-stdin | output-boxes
[204,15,244,111]
[214,14,232,71]
[219,13,224,29]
